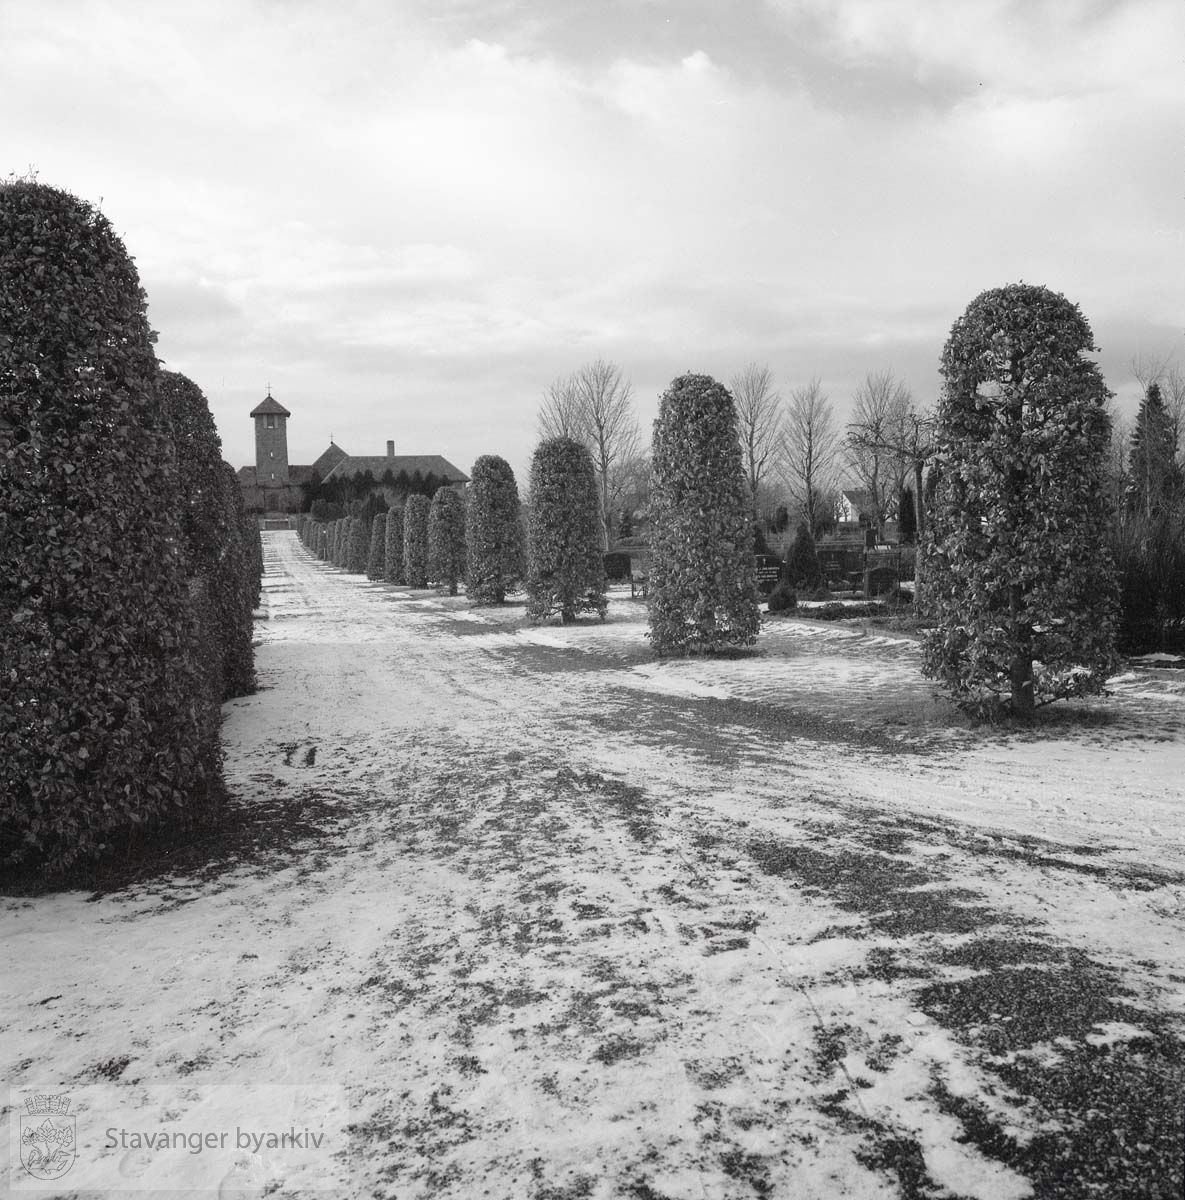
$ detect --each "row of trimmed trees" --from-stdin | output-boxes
[298,455,525,602]
[301,281,1123,722]
[1,181,261,872]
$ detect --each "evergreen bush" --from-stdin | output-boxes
[347,514,370,573]
[526,438,607,623]
[0,181,218,870]
[428,487,466,595]
[384,504,404,583]
[466,455,524,604]
[403,494,430,587]
[783,523,823,590]
[366,512,387,580]
[921,284,1118,716]
[648,373,760,654]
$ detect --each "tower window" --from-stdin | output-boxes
[269,450,274,458]
[266,415,276,429]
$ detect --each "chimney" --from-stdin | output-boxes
[386,440,395,458]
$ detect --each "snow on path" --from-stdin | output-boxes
[2,532,1182,1199]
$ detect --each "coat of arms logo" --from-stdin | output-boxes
[19,1094,76,1180]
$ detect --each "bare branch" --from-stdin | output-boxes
[780,378,840,537]
[728,363,783,508]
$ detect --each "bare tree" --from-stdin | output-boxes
[780,378,840,537]
[1161,366,1185,456]
[729,363,783,517]
[845,371,914,534]
[537,374,583,441]
[536,360,640,549]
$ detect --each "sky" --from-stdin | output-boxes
[3,0,1183,484]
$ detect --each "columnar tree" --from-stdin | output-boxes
[648,373,761,655]
[538,359,639,548]
[366,512,387,580]
[526,437,607,623]
[922,283,1119,717]
[384,504,404,583]
[403,493,430,587]
[347,513,371,573]
[428,486,466,595]
[466,455,524,604]
[0,181,215,870]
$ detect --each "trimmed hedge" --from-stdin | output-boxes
[403,493,430,587]
[366,512,387,580]
[384,504,404,583]
[526,438,607,623]
[0,182,219,871]
[428,486,466,595]
[466,455,523,604]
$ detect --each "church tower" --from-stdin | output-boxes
[250,390,291,486]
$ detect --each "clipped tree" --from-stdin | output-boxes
[384,504,404,583]
[403,493,430,587]
[160,371,257,701]
[783,523,823,590]
[648,373,760,655]
[347,513,371,573]
[366,511,387,580]
[921,283,1119,717]
[0,181,217,870]
[526,437,607,623]
[466,454,524,604]
[428,486,466,595]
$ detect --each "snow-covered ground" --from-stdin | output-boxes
[3,531,1183,1198]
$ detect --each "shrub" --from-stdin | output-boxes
[648,373,760,655]
[783,523,823,590]
[403,493,430,587]
[922,284,1119,717]
[366,512,387,581]
[466,454,524,604]
[767,580,798,613]
[347,514,370,573]
[0,181,218,871]
[384,504,404,583]
[526,438,607,623]
[428,486,466,595]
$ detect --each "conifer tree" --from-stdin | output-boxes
[526,438,607,623]
[922,283,1118,717]
[466,455,524,604]
[428,487,466,595]
[1128,382,1182,520]
[403,494,430,587]
[648,373,760,654]
[783,523,823,590]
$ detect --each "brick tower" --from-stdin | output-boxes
[250,390,291,487]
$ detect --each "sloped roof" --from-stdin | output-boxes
[322,454,468,484]
[249,394,291,418]
[311,442,349,477]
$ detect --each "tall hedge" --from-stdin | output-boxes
[648,373,760,654]
[366,512,387,580]
[526,437,607,623]
[921,283,1118,717]
[346,514,370,573]
[403,493,430,587]
[466,454,524,604]
[159,371,257,701]
[428,486,466,595]
[384,504,404,583]
[0,181,217,870]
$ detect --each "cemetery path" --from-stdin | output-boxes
[3,531,1183,1198]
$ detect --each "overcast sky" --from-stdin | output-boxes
[4,0,1182,483]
